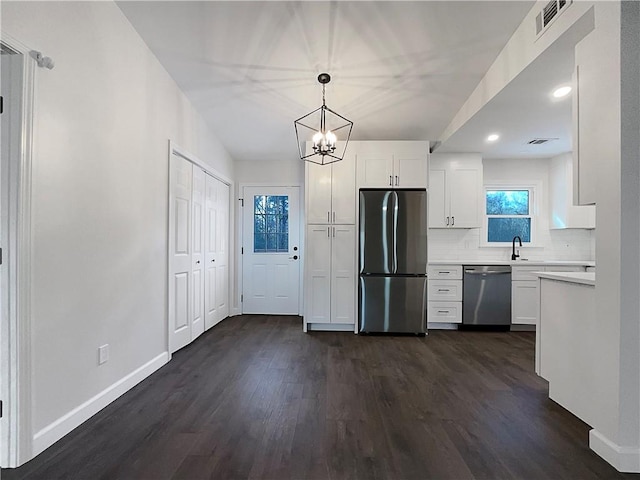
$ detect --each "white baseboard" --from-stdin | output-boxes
[32,352,169,457]
[590,429,640,473]
[230,307,242,317]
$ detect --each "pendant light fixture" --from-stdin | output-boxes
[294,73,353,165]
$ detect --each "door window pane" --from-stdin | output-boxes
[253,195,289,252]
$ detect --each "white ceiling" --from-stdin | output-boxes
[437,28,576,159]
[117,1,535,162]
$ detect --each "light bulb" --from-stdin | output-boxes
[553,86,572,98]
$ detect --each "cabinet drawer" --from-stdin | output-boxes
[428,280,462,302]
[427,265,462,280]
[512,266,544,281]
[428,302,462,324]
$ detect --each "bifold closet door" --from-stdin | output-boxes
[170,155,230,352]
[204,175,229,329]
[168,154,193,353]
[191,166,206,340]
[215,181,230,323]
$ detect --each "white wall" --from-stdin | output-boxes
[428,158,595,262]
[2,0,234,458]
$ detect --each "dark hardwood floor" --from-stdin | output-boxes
[2,315,633,480]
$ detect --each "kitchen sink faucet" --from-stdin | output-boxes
[512,236,522,260]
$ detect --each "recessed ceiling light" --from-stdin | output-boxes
[486,133,500,142]
[552,86,572,98]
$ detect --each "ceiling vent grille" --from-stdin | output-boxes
[535,0,572,37]
[527,138,558,145]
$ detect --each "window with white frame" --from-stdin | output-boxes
[484,188,534,243]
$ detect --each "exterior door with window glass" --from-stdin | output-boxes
[242,187,300,314]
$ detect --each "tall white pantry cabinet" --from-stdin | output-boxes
[303,144,357,331]
[303,141,429,332]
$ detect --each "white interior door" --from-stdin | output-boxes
[204,175,219,329]
[215,181,230,322]
[242,186,300,314]
[191,166,205,340]
[204,175,230,329]
[168,154,193,353]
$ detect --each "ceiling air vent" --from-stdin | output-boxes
[535,0,572,37]
[527,138,558,145]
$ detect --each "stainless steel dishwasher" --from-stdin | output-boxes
[463,265,512,327]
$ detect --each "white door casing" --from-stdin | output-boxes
[242,186,300,315]
[168,153,193,353]
[0,37,37,467]
[191,166,205,340]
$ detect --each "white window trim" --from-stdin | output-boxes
[480,183,540,248]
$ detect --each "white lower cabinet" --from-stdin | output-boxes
[304,224,356,327]
[512,281,539,325]
[511,265,587,326]
[427,265,462,325]
[428,302,462,324]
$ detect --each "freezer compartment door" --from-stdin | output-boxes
[359,276,427,333]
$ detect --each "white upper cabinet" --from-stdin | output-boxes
[305,143,356,224]
[356,141,429,188]
[428,154,483,228]
[550,153,595,229]
[573,4,619,206]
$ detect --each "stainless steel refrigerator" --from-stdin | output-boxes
[358,189,428,334]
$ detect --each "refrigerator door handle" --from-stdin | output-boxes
[392,190,399,274]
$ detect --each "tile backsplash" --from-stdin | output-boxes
[428,228,595,262]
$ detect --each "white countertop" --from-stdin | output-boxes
[429,260,595,267]
[537,271,596,286]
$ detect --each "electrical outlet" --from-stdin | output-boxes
[98,344,110,365]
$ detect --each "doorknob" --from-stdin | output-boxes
[211,259,215,262]
[196,260,200,264]
[289,255,298,260]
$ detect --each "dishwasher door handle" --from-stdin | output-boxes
[464,270,511,275]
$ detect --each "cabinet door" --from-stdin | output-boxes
[448,167,481,228]
[304,225,332,323]
[331,153,356,224]
[394,155,427,188]
[331,225,356,324]
[428,168,447,228]
[356,153,394,188]
[512,281,539,325]
[306,161,332,224]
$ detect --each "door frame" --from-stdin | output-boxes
[0,33,37,468]
[166,141,233,357]
[238,183,304,316]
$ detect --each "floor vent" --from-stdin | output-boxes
[535,0,572,37]
[527,138,558,145]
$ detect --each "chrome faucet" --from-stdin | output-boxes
[512,236,522,261]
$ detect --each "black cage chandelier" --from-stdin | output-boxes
[294,73,353,165]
